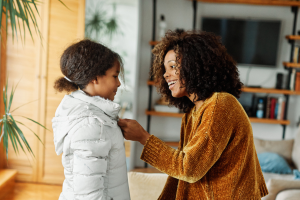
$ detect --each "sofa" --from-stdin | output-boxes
[128,127,300,200]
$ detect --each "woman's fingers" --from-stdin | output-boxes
[117,119,150,145]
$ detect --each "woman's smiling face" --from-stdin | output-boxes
[163,50,188,98]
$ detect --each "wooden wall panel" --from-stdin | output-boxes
[0,12,7,170]
[5,4,42,182]
[38,0,85,184]
[1,0,85,184]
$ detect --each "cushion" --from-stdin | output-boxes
[258,152,292,174]
[292,126,300,170]
[294,169,300,180]
[275,189,300,200]
[262,172,294,183]
[128,172,168,200]
[262,179,300,200]
[254,138,294,164]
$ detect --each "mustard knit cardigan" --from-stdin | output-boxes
[141,92,268,200]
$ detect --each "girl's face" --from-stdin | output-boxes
[163,50,188,98]
[92,61,121,101]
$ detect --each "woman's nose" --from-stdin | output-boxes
[163,71,169,79]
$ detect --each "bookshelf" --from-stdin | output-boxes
[145,110,290,125]
[286,35,300,40]
[144,1,300,170]
[194,0,300,7]
[283,62,300,68]
[148,81,300,95]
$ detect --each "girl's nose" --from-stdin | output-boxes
[117,78,121,87]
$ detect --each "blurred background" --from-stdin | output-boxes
[1,0,300,199]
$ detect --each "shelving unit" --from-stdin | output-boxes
[145,110,290,125]
[145,1,300,169]
[195,0,300,6]
[283,62,300,68]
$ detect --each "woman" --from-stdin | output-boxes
[118,30,268,199]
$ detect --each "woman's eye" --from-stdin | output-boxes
[171,65,176,69]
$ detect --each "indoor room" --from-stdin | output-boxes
[1,0,300,199]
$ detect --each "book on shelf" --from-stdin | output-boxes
[270,98,277,119]
[265,96,271,119]
[251,95,286,120]
[295,72,300,92]
[269,96,286,120]
[277,96,286,120]
[294,46,299,63]
[290,68,296,91]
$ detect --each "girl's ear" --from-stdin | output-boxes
[91,76,98,84]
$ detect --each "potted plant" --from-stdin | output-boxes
[0,81,47,158]
[0,0,67,159]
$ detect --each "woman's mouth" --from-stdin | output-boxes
[168,80,177,90]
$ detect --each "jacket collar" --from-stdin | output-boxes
[70,90,121,120]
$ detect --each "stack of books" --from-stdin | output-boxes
[252,96,286,120]
[290,46,300,91]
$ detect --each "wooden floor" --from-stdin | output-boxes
[3,182,62,200]
[3,168,161,199]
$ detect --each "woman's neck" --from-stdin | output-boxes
[194,100,204,110]
[188,93,204,110]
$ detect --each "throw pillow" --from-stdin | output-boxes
[262,179,300,200]
[292,126,300,170]
[128,172,168,200]
[254,138,294,164]
[294,169,300,180]
[258,152,292,174]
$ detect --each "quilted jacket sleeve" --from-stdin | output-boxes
[70,122,111,199]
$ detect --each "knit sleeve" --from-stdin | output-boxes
[141,93,238,183]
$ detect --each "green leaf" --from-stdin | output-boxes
[58,0,71,11]
[18,115,50,131]
[7,83,15,113]
[11,99,38,113]
[3,122,8,159]
[9,117,34,157]
[6,121,19,154]
[3,79,8,113]
[16,0,30,43]
[7,120,26,154]
[22,1,37,42]
[13,118,44,145]
[8,0,16,41]
[0,1,3,34]
[0,122,2,140]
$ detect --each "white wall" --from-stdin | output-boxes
[134,0,300,167]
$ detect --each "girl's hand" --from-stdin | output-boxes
[118,119,150,145]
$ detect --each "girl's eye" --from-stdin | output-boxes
[113,76,118,78]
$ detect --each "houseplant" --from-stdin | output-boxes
[0,81,47,158]
[85,1,121,41]
[0,0,68,43]
[0,0,67,159]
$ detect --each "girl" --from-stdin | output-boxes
[118,30,268,199]
[52,39,130,200]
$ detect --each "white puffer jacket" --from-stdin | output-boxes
[52,90,130,200]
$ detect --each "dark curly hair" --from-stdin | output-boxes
[54,39,124,93]
[151,30,243,113]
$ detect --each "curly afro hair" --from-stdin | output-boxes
[151,30,243,113]
[54,39,124,93]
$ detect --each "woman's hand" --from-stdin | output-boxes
[118,118,151,145]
